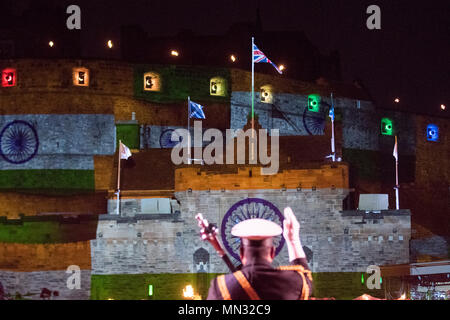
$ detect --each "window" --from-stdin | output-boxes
[307,94,321,112]
[73,67,89,86]
[260,85,273,103]
[426,124,439,142]
[381,118,394,135]
[210,77,226,96]
[143,72,161,92]
[1,68,16,87]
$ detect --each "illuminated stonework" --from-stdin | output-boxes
[427,124,439,142]
[73,67,89,86]
[210,77,226,96]
[260,85,274,103]
[1,68,16,87]
[381,118,394,136]
[307,94,321,112]
[143,72,161,92]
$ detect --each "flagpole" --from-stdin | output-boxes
[116,140,121,215]
[187,96,191,164]
[330,93,336,162]
[251,36,255,161]
[394,135,399,210]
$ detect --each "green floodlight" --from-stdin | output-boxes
[361,273,364,284]
[148,284,153,296]
[381,118,394,135]
[307,94,321,112]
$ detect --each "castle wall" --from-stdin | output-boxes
[0,270,91,300]
[91,189,410,275]
[0,59,446,299]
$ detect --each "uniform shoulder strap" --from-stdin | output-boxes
[278,265,312,300]
[232,270,261,300]
[217,275,231,300]
[278,265,313,281]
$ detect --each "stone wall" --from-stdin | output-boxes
[0,270,91,300]
[0,241,91,271]
[91,217,195,275]
[91,190,410,275]
[231,91,374,137]
[414,115,449,187]
[0,192,107,218]
[174,164,349,192]
[410,235,450,262]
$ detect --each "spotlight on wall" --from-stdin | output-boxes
[230,55,236,62]
[441,104,446,111]
[107,40,113,49]
[394,98,400,103]
[48,41,54,48]
[279,65,285,71]
[171,50,179,57]
[148,284,153,297]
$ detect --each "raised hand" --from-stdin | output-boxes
[283,207,300,243]
[283,207,306,261]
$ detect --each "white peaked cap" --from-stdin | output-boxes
[231,218,282,240]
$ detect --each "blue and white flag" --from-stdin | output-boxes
[189,100,206,119]
[329,106,335,121]
[253,44,283,74]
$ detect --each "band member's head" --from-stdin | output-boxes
[231,219,282,265]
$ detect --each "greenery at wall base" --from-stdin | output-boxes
[0,170,95,191]
[90,272,386,300]
[91,273,221,300]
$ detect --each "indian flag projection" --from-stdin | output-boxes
[0,114,115,191]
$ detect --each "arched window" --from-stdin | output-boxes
[143,72,161,92]
[381,117,394,136]
[210,77,227,96]
[260,85,274,103]
[1,68,16,87]
[193,247,210,273]
[427,124,439,142]
[73,67,89,86]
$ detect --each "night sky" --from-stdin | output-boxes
[12,0,450,115]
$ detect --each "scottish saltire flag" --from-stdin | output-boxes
[189,100,206,119]
[119,142,132,160]
[253,44,283,74]
[329,107,335,120]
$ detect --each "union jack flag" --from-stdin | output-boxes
[253,44,283,74]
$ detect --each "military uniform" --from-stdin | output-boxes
[207,257,313,300]
[206,215,313,300]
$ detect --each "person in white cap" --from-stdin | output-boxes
[207,207,313,300]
